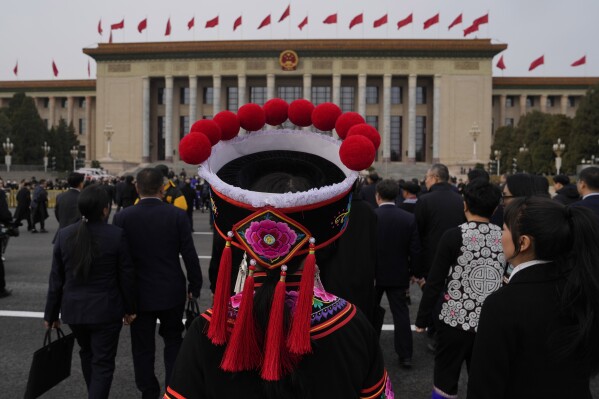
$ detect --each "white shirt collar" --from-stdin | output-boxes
[379,202,396,207]
[582,192,599,200]
[508,259,552,283]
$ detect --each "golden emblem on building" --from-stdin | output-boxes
[279,50,299,71]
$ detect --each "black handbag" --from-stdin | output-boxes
[185,298,200,330]
[24,328,75,399]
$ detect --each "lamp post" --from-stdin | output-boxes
[552,138,566,175]
[104,123,114,160]
[494,150,502,176]
[41,141,51,173]
[70,146,79,171]
[469,122,481,160]
[519,143,529,173]
[2,138,14,173]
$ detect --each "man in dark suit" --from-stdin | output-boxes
[398,181,420,213]
[573,166,599,221]
[358,172,380,209]
[113,168,203,399]
[54,172,84,241]
[374,179,421,368]
[0,189,13,298]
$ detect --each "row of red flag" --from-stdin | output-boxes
[12,59,94,78]
[97,10,492,36]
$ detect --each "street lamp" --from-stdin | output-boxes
[70,146,79,171]
[469,122,481,160]
[104,123,114,160]
[2,138,14,173]
[494,150,502,176]
[519,143,529,173]
[552,138,566,175]
[41,141,51,173]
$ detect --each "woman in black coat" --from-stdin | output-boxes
[467,197,599,399]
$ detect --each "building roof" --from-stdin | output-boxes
[493,77,599,90]
[0,79,96,93]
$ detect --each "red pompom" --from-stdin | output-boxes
[213,111,240,140]
[339,135,376,171]
[288,99,314,127]
[335,112,365,139]
[263,98,289,126]
[190,119,222,145]
[312,102,342,131]
[179,132,212,165]
[238,103,266,132]
[347,123,381,150]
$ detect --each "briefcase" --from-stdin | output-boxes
[185,298,200,330]
[24,327,75,399]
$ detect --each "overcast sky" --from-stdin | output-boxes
[1,0,597,81]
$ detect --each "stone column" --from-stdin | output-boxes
[519,94,527,116]
[67,96,74,125]
[213,74,221,115]
[357,73,366,118]
[382,74,391,161]
[85,96,92,161]
[48,97,56,128]
[267,74,275,101]
[165,75,174,162]
[499,94,506,128]
[540,94,547,113]
[407,74,417,163]
[142,77,150,162]
[432,74,441,163]
[189,75,197,124]
[238,74,247,109]
[332,74,341,138]
[303,73,312,101]
[560,95,568,114]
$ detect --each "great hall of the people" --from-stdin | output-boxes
[0,39,597,174]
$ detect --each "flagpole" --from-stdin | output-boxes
[217,14,220,40]
[362,10,364,39]
[122,16,126,43]
[145,15,148,42]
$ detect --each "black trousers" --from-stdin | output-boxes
[376,286,413,359]
[433,323,476,397]
[0,258,6,291]
[70,321,123,399]
[130,305,185,399]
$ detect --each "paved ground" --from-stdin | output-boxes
[1,209,598,398]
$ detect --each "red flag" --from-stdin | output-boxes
[258,15,271,30]
[349,13,363,29]
[571,55,586,67]
[52,60,59,77]
[165,18,171,36]
[448,13,462,30]
[323,14,337,24]
[233,16,242,31]
[97,19,103,35]
[473,13,489,27]
[397,13,413,30]
[496,55,506,70]
[187,17,195,30]
[87,60,91,77]
[109,30,113,43]
[423,13,439,30]
[138,18,147,33]
[528,55,544,71]
[373,14,388,28]
[13,61,18,77]
[111,19,124,30]
[205,16,219,28]
[278,5,290,22]
[463,23,479,37]
[298,16,308,30]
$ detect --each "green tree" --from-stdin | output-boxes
[48,119,79,171]
[5,92,48,164]
[491,125,519,174]
[565,83,599,170]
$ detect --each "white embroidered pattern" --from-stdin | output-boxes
[439,222,505,331]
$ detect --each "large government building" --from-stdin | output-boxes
[1,39,597,174]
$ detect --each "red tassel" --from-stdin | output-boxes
[208,232,233,345]
[221,260,262,372]
[287,238,316,355]
[261,266,291,381]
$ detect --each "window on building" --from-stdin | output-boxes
[250,86,267,105]
[78,118,86,135]
[78,98,86,108]
[568,96,576,107]
[416,86,427,105]
[180,116,190,139]
[391,86,402,105]
[415,116,426,162]
[157,88,165,105]
[506,96,514,107]
[61,98,68,108]
[311,86,331,105]
[227,87,239,111]
[203,87,214,105]
[340,86,355,112]
[390,116,402,161]
[546,96,555,108]
[366,86,379,104]
[505,118,514,126]
[366,116,379,160]
[43,98,50,108]
[526,96,535,108]
[180,87,190,105]
[157,116,166,160]
[277,86,302,102]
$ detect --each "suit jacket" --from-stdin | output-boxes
[572,194,599,223]
[373,204,420,288]
[44,222,136,324]
[467,262,592,399]
[358,183,378,209]
[55,188,81,230]
[113,198,203,311]
[13,187,31,221]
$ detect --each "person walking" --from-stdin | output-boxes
[31,179,49,233]
[13,180,32,231]
[572,166,599,221]
[113,168,202,398]
[0,188,13,298]
[54,172,84,240]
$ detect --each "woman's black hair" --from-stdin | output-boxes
[504,197,599,372]
[68,183,110,282]
[505,173,550,198]
[463,179,501,218]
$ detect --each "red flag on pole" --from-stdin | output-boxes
[448,13,462,30]
[397,14,413,30]
[13,61,18,77]
[87,60,91,77]
[165,18,171,36]
[111,19,124,30]
[52,60,59,77]
[571,55,586,67]
[205,16,219,28]
[349,13,363,29]
[473,13,489,27]
[138,18,147,33]
[187,17,195,30]
[298,16,308,30]
[528,55,545,71]
[373,14,388,28]
[463,23,479,37]
[258,15,271,30]
[109,30,113,43]
[423,13,439,30]
[323,14,337,24]
[233,16,242,31]
[97,19,103,35]
[278,5,290,23]
[496,55,506,70]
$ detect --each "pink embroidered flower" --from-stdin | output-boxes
[314,286,337,303]
[244,219,298,260]
[230,292,243,309]
[385,376,394,398]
